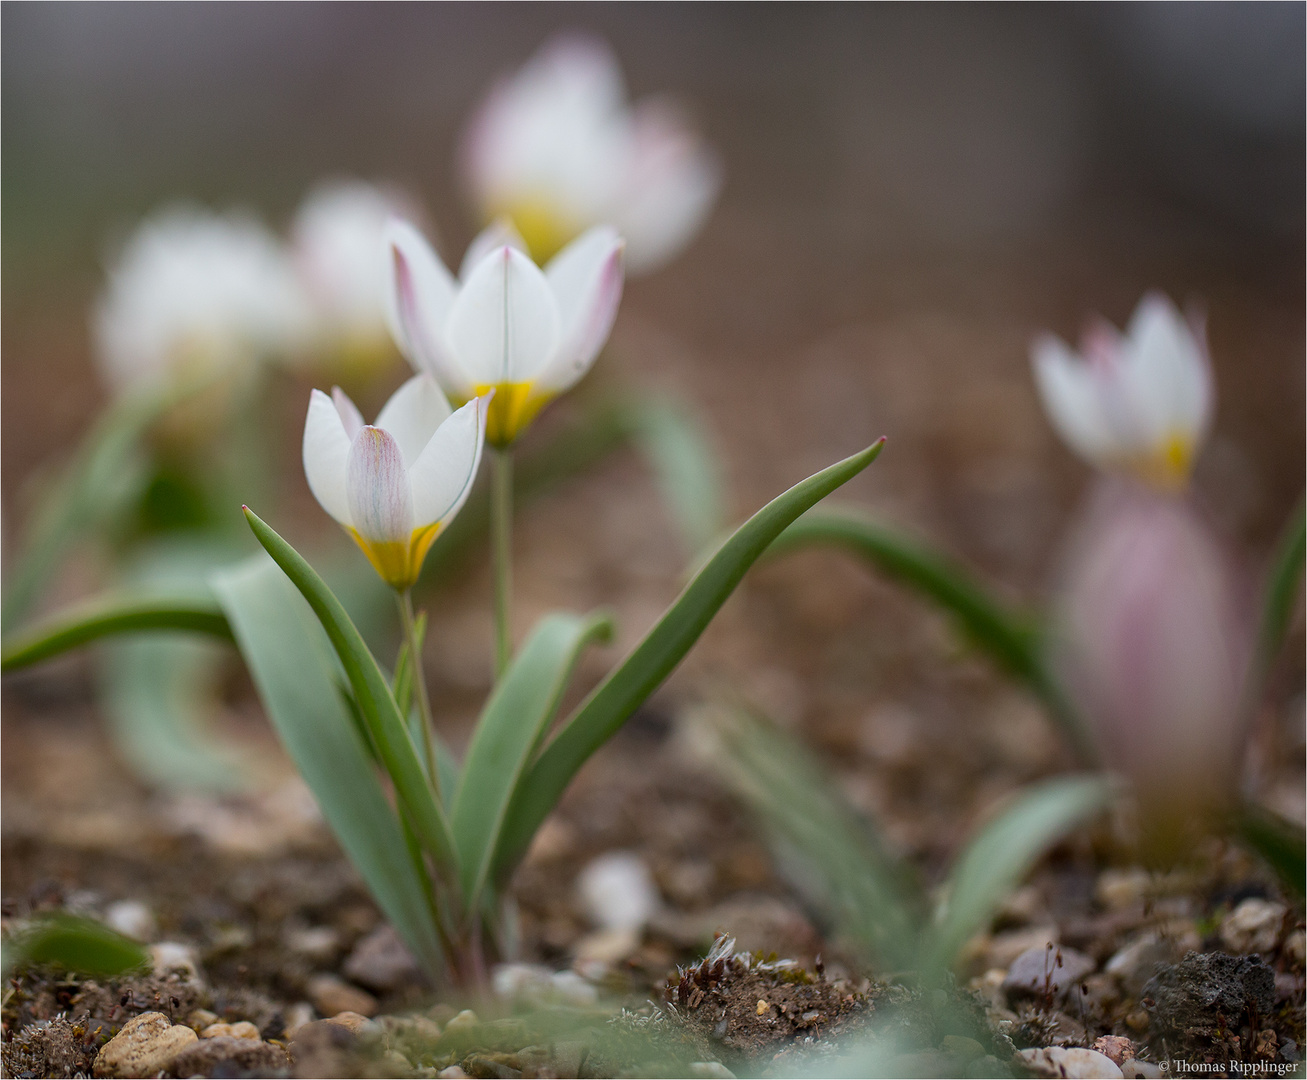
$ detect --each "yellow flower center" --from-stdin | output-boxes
[347,521,443,591]
[474,381,555,448]
[489,200,580,265]
[1125,431,1195,492]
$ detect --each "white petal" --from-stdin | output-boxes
[1031,335,1115,465]
[615,100,722,274]
[446,246,561,385]
[331,386,365,439]
[346,426,414,544]
[373,373,453,467]
[459,218,529,281]
[383,219,468,391]
[537,226,624,392]
[408,394,490,528]
[302,389,354,526]
[1123,292,1213,444]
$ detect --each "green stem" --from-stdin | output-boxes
[397,589,439,800]
[492,448,514,679]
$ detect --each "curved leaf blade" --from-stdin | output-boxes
[689,703,921,971]
[452,611,613,909]
[211,555,445,974]
[927,774,1112,972]
[1,594,232,672]
[768,506,1095,762]
[492,439,886,882]
[2,913,150,980]
[242,508,458,875]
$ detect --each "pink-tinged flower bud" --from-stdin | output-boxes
[1051,482,1253,857]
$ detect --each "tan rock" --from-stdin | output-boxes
[1020,1046,1123,1079]
[306,973,378,1017]
[169,1035,288,1077]
[93,1012,197,1078]
[325,1010,380,1036]
[200,1020,260,1040]
[1220,898,1288,955]
[1092,1035,1135,1066]
[185,1008,219,1032]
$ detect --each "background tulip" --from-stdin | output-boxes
[1031,292,1214,490]
[459,33,720,273]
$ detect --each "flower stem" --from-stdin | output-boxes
[397,589,440,799]
[491,447,514,678]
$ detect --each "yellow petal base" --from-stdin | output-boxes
[1123,432,1195,493]
[490,200,579,265]
[474,381,556,448]
[347,522,443,591]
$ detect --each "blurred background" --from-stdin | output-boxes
[2,0,1303,1003]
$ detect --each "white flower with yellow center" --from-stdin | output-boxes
[94,204,311,397]
[302,374,490,590]
[1031,292,1214,490]
[459,33,720,272]
[291,179,415,371]
[383,217,624,448]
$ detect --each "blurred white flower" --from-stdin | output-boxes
[460,33,721,273]
[302,374,490,590]
[94,205,312,397]
[1031,292,1214,490]
[384,217,624,448]
[1053,482,1252,850]
[291,180,414,370]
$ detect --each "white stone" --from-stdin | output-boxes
[149,941,203,985]
[104,900,157,942]
[1020,1046,1123,1078]
[577,851,660,932]
[1219,898,1287,955]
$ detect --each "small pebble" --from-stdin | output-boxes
[104,899,156,942]
[437,1068,470,1079]
[1286,928,1306,964]
[688,1063,736,1079]
[1122,1062,1164,1079]
[282,1001,315,1039]
[1092,1035,1135,1066]
[577,851,660,932]
[186,1009,219,1032]
[1219,898,1288,955]
[381,1049,413,1073]
[1019,1046,1123,1079]
[148,941,203,984]
[93,1011,197,1078]
[307,972,378,1017]
[1003,944,1095,1000]
[326,1010,381,1037]
[1095,868,1151,910]
[343,923,423,992]
[200,1020,260,1040]
[286,924,341,962]
[169,1035,288,1077]
[572,925,640,964]
[443,1009,480,1034]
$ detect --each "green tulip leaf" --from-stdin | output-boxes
[2,913,151,980]
[241,508,459,876]
[927,774,1112,972]
[491,439,885,882]
[1232,800,1306,900]
[210,554,446,974]
[1253,498,1305,691]
[453,610,613,911]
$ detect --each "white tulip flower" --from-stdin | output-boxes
[94,205,312,397]
[459,33,720,273]
[291,179,413,369]
[1031,292,1214,490]
[302,374,490,590]
[383,217,624,448]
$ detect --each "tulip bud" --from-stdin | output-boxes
[1051,481,1253,858]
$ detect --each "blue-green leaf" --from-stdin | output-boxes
[927,775,1112,972]
[492,440,885,882]
[210,555,445,975]
[241,508,459,876]
[452,611,613,910]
